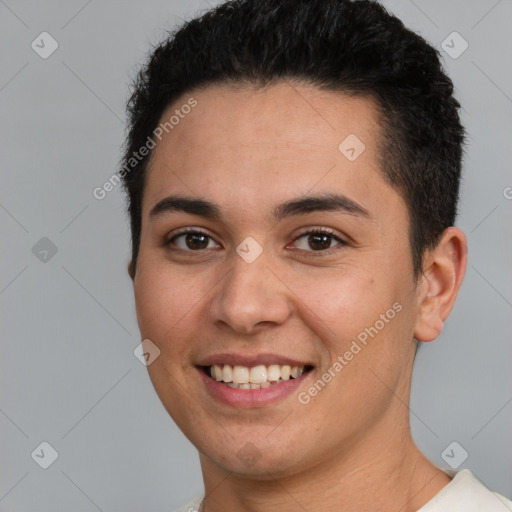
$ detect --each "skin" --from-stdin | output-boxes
[128,82,467,511]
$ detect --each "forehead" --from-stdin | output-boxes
[142,82,400,220]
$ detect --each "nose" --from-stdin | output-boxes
[209,250,293,335]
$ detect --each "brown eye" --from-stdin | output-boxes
[169,231,220,251]
[292,229,345,252]
[307,233,332,251]
[185,233,209,250]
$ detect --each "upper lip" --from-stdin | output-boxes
[196,353,314,368]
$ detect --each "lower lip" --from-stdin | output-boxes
[197,367,313,408]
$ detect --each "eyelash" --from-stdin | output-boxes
[292,227,347,254]
[164,227,347,254]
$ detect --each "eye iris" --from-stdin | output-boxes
[186,233,209,250]
[308,233,331,250]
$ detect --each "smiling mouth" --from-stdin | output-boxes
[200,363,314,389]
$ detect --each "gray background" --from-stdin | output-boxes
[1,0,511,510]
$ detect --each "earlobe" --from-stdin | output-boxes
[414,227,467,342]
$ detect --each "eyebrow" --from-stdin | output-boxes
[149,193,371,221]
[273,193,370,221]
[150,195,222,220]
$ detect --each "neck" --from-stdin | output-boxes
[198,419,451,512]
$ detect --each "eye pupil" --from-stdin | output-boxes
[186,233,209,250]
[308,233,331,250]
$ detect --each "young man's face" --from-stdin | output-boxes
[131,83,429,477]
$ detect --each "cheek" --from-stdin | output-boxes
[290,271,387,338]
[292,273,414,424]
[133,257,203,351]
[289,267,412,371]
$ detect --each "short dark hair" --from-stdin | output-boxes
[121,0,464,278]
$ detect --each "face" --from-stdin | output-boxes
[131,83,424,478]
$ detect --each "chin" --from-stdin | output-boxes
[197,434,314,480]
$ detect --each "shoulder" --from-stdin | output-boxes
[419,469,512,511]
[172,495,204,512]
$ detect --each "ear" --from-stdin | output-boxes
[414,227,467,342]
[127,260,135,281]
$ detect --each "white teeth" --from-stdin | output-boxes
[222,364,233,382]
[267,364,281,381]
[232,365,249,384]
[280,365,291,380]
[290,366,303,378]
[213,364,223,381]
[249,365,267,384]
[207,363,309,388]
